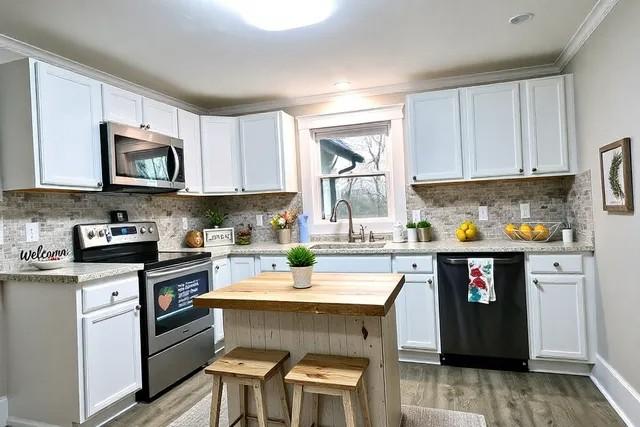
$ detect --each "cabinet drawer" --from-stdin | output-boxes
[394,255,433,273]
[529,255,583,274]
[260,256,290,272]
[83,274,139,314]
[403,273,434,284]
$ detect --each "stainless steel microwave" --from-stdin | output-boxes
[100,122,185,193]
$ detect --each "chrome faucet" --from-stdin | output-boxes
[329,199,361,243]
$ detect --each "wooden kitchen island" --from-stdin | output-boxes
[194,272,405,427]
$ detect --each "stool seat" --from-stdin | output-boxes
[285,353,369,390]
[205,347,289,381]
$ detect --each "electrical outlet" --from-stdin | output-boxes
[411,209,421,223]
[26,222,39,242]
[256,214,264,227]
[182,217,189,231]
[520,203,531,219]
[478,206,488,221]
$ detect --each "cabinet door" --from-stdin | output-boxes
[464,82,523,178]
[239,112,283,192]
[83,301,142,418]
[230,257,256,283]
[177,109,203,194]
[212,259,231,344]
[102,85,143,127]
[201,116,241,193]
[397,275,438,351]
[524,76,570,174]
[407,89,463,181]
[142,97,178,137]
[35,62,103,189]
[529,275,587,360]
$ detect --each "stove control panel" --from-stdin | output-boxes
[75,222,159,249]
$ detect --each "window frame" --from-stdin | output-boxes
[297,105,406,235]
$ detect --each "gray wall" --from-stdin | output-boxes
[566,0,640,392]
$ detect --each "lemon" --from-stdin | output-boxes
[519,223,533,240]
[534,224,549,241]
[460,223,469,231]
[504,223,517,237]
[519,223,532,232]
[455,228,467,242]
[465,228,477,240]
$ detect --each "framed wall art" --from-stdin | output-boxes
[599,138,633,213]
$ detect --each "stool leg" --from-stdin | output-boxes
[357,378,372,427]
[341,390,358,427]
[239,385,248,427]
[253,381,269,427]
[291,384,304,427]
[311,393,319,427]
[209,375,223,427]
[276,369,291,426]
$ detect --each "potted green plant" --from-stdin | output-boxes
[416,220,432,242]
[406,221,418,243]
[270,210,298,244]
[286,246,316,289]
[204,208,228,228]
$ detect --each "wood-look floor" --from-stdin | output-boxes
[106,362,624,427]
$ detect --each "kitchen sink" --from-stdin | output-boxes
[308,242,387,250]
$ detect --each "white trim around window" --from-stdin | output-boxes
[297,104,406,235]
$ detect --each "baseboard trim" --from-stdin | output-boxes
[591,355,640,427]
[398,349,441,365]
[528,359,593,376]
[0,396,7,427]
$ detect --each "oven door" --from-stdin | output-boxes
[143,258,213,355]
[102,122,185,190]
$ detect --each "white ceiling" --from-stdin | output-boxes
[0,0,597,109]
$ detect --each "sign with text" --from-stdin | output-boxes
[203,227,235,247]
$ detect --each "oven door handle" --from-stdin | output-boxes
[170,145,180,183]
[146,259,211,279]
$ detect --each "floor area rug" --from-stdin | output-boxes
[168,387,486,427]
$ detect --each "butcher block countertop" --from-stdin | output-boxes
[193,272,405,316]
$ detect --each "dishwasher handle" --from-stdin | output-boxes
[442,256,521,265]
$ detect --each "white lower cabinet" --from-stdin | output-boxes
[230,256,257,282]
[83,300,142,418]
[396,274,438,351]
[212,258,231,344]
[529,274,588,361]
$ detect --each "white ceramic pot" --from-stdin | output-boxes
[276,228,292,244]
[562,228,574,243]
[407,228,418,243]
[291,266,313,289]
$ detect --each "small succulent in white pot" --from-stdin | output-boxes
[286,246,316,289]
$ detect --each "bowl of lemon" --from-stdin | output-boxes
[455,220,478,242]
[503,222,561,242]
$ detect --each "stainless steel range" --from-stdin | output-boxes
[73,221,215,400]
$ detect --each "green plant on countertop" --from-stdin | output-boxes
[286,246,317,268]
[406,221,417,229]
[417,220,431,228]
[204,208,228,228]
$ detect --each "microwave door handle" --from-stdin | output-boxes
[170,145,180,183]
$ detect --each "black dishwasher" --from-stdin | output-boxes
[437,252,529,371]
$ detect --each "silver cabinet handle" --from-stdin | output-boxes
[215,265,220,271]
[139,123,146,128]
[145,124,151,130]
[427,278,433,285]
[553,262,560,267]
[97,181,103,188]
[135,304,142,311]
[412,263,418,269]
[533,278,539,285]
[112,291,119,297]
[272,263,277,270]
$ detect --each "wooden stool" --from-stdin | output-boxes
[205,347,291,427]
[285,353,371,427]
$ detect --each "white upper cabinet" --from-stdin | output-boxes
[141,97,179,137]
[102,85,143,127]
[523,76,570,175]
[239,111,297,192]
[406,89,463,182]
[200,116,241,193]
[463,81,523,178]
[178,109,203,194]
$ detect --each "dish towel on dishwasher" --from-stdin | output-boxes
[468,258,495,304]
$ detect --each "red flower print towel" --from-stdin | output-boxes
[468,258,495,304]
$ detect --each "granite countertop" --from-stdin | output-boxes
[0,263,144,284]
[169,239,594,256]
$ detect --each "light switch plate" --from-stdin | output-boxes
[256,214,264,227]
[412,209,421,223]
[520,203,531,219]
[26,222,39,242]
[182,217,189,231]
[478,206,488,221]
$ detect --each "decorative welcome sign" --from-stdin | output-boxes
[203,227,235,247]
[19,245,68,262]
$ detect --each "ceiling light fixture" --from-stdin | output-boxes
[219,0,336,31]
[334,81,351,91]
[509,12,535,25]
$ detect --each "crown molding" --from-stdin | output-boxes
[555,0,621,70]
[207,63,561,116]
[0,33,205,114]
